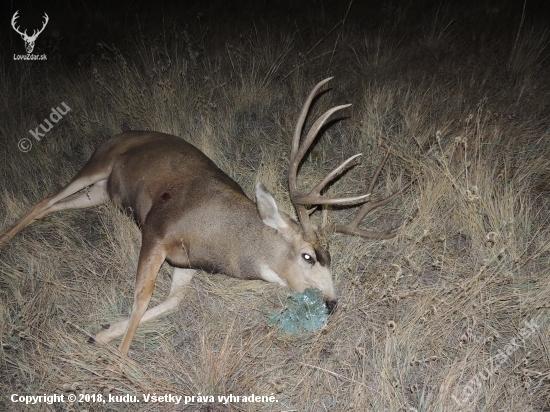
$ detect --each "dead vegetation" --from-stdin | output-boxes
[1,1,549,411]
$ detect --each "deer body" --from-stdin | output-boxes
[1,78,410,356]
[101,131,331,283]
[105,131,265,274]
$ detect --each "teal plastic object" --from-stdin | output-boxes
[268,288,328,336]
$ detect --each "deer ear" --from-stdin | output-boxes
[255,182,288,230]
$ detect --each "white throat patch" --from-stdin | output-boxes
[259,265,288,287]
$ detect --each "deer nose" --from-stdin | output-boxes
[325,300,338,315]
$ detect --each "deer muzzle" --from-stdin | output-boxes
[325,299,338,315]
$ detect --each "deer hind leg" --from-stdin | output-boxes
[34,179,109,219]
[0,169,111,249]
[94,264,194,354]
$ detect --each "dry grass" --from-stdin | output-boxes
[1,2,549,411]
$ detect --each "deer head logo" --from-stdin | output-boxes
[11,11,49,54]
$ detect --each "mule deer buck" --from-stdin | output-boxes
[0,78,410,356]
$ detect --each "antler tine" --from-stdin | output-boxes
[289,79,360,204]
[327,152,415,239]
[31,13,49,38]
[291,103,352,171]
[292,153,370,205]
[291,77,333,163]
[11,11,26,37]
[368,152,390,193]
[38,13,49,35]
[332,181,414,238]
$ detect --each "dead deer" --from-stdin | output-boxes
[0,78,410,356]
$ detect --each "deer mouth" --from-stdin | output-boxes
[325,300,338,315]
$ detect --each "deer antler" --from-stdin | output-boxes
[289,77,369,239]
[11,11,27,38]
[289,78,412,240]
[11,11,48,40]
[33,13,49,39]
[326,152,415,239]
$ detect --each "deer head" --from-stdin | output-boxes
[262,77,413,312]
[11,11,49,54]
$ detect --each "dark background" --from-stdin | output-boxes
[3,0,550,67]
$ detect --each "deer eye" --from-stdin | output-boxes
[302,253,315,265]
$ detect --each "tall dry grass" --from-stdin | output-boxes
[1,2,549,411]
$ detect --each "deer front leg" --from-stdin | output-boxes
[94,264,194,355]
[119,244,166,355]
[99,241,167,356]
